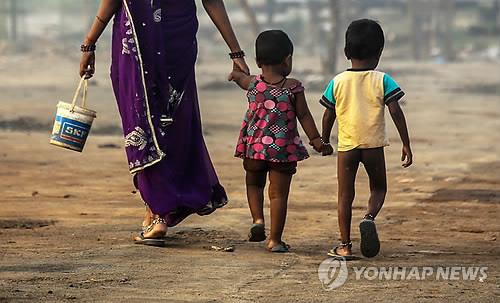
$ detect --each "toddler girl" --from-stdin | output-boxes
[230,30,324,252]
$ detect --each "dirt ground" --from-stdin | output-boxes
[0,53,499,302]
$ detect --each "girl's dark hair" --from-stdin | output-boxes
[345,19,385,60]
[256,30,294,65]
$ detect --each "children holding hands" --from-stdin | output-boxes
[230,20,412,258]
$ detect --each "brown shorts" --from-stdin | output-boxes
[243,158,297,175]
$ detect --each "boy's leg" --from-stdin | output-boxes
[243,159,267,225]
[267,162,296,250]
[360,148,387,217]
[337,150,361,250]
[358,147,386,258]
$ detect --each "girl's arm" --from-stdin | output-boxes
[295,91,322,152]
[202,0,250,75]
[388,101,413,168]
[79,0,122,78]
[229,71,254,90]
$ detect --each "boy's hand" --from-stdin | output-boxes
[322,144,334,156]
[402,145,413,168]
[310,138,323,153]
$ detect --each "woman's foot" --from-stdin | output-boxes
[143,217,167,238]
[134,217,168,247]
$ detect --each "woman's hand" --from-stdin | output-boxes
[232,57,250,75]
[79,51,96,79]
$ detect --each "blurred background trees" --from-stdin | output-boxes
[0,0,499,75]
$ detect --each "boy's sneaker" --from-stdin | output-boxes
[359,214,380,258]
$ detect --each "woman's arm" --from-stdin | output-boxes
[202,0,250,75]
[79,0,121,78]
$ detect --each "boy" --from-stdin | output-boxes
[320,19,413,259]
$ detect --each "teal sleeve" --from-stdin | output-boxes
[320,79,336,109]
[383,74,405,104]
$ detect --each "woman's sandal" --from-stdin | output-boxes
[248,223,266,242]
[269,241,290,253]
[327,242,357,260]
[134,217,167,247]
[359,214,380,258]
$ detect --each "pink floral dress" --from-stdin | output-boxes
[235,75,309,163]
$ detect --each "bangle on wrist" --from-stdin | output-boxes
[320,138,331,146]
[81,44,96,52]
[229,50,245,59]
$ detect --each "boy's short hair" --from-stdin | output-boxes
[345,19,385,60]
[256,30,294,65]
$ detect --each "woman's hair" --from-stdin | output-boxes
[256,30,294,65]
[345,19,385,60]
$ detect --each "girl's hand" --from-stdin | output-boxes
[232,57,250,75]
[310,138,323,153]
[79,51,96,79]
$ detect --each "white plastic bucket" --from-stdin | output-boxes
[50,77,97,152]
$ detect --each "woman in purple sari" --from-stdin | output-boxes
[80,0,249,246]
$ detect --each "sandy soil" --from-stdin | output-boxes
[0,53,499,302]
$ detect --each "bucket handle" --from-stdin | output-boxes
[70,76,89,112]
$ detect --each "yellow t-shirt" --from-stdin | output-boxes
[320,69,405,152]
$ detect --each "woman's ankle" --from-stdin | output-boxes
[143,217,168,237]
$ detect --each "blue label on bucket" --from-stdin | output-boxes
[51,115,91,149]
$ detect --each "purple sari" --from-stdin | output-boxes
[110,0,227,227]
